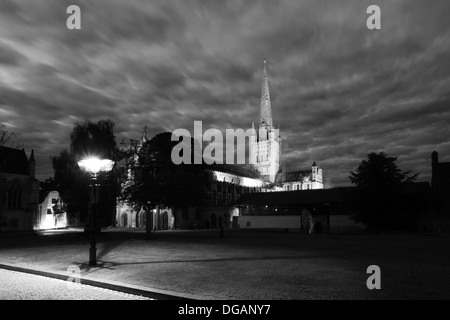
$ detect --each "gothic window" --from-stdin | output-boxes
[7,182,22,209]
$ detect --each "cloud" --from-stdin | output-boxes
[0,0,449,187]
[0,43,28,65]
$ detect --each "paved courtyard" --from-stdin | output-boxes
[0,228,449,299]
[0,268,151,300]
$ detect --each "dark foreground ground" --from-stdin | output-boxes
[0,228,449,299]
[0,268,151,300]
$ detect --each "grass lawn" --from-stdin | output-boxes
[0,228,449,299]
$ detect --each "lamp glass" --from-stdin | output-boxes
[78,157,114,174]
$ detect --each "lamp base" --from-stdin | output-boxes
[89,247,97,266]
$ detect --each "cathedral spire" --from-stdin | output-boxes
[260,59,273,128]
[136,125,148,152]
[142,125,148,143]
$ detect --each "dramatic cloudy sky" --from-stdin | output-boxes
[1,0,449,187]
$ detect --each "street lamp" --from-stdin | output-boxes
[78,157,114,266]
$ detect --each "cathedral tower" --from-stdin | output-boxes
[250,59,281,183]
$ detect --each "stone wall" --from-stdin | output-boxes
[237,215,302,229]
[417,215,450,233]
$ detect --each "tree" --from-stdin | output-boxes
[70,119,117,161]
[120,132,211,234]
[51,119,119,228]
[350,152,418,189]
[72,120,119,228]
[50,150,90,225]
[40,177,58,194]
[0,124,23,149]
[349,152,419,231]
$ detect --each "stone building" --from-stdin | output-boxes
[115,59,323,230]
[431,151,450,215]
[236,182,431,233]
[0,146,40,231]
[35,190,68,230]
[249,59,323,189]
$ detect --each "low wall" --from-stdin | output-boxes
[237,214,365,233]
[329,215,365,233]
[237,215,302,229]
[1,209,33,231]
[417,215,450,233]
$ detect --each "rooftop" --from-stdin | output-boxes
[235,182,431,206]
[0,146,30,176]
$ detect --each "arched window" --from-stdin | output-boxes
[7,181,22,209]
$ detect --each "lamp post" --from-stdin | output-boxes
[78,157,114,266]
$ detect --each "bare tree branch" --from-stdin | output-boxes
[0,124,23,149]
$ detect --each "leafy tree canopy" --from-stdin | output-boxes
[120,132,211,212]
[349,152,420,231]
[349,152,418,189]
[52,119,119,226]
[70,119,117,161]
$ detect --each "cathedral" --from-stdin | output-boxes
[249,59,323,191]
[0,147,40,231]
[115,59,323,230]
[249,59,281,183]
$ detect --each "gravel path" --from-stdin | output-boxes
[0,268,153,300]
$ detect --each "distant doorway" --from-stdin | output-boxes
[162,213,168,230]
[141,212,147,228]
[121,213,128,227]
